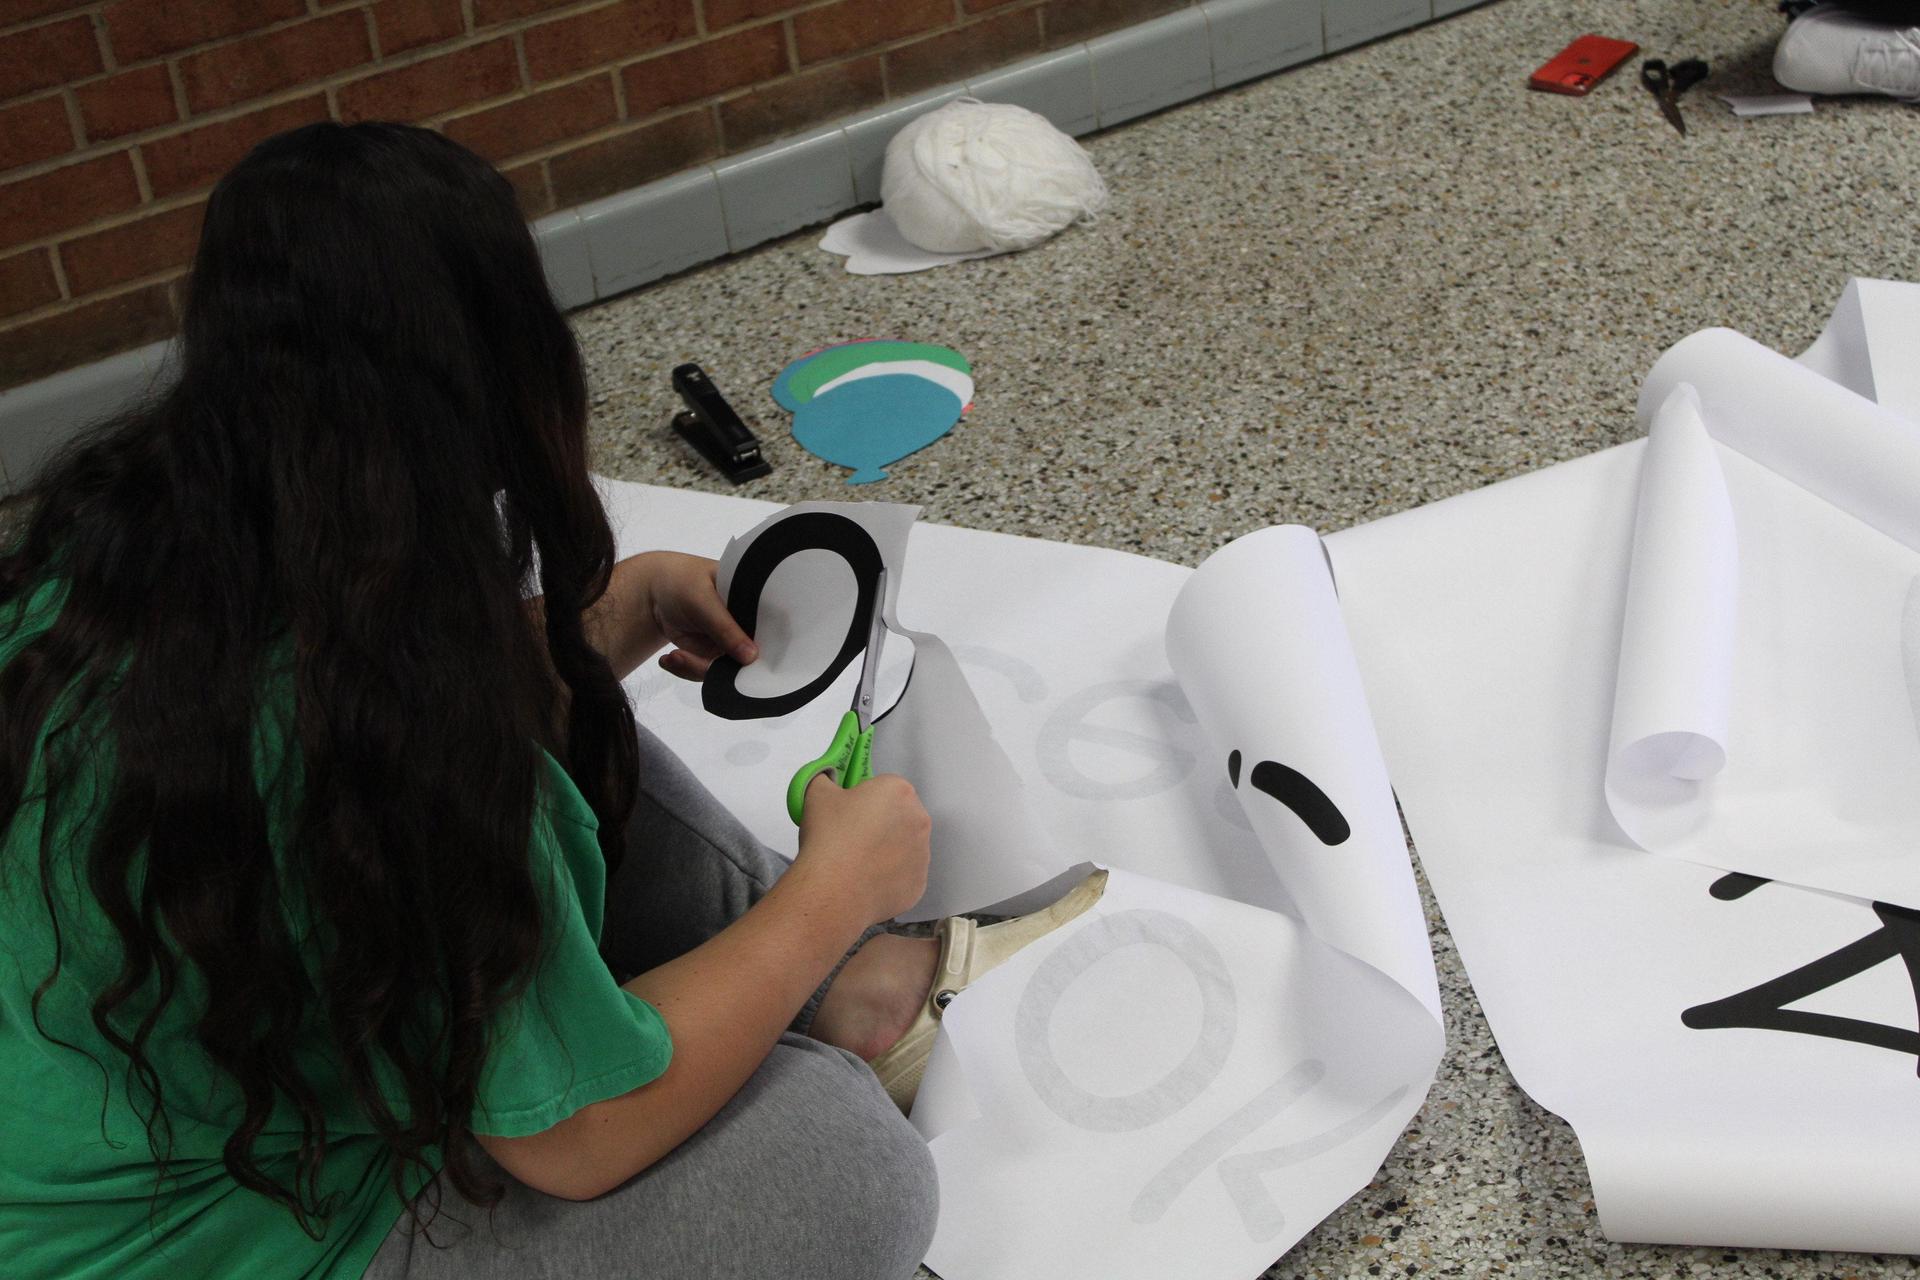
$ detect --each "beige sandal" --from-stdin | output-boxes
[868,869,1109,1112]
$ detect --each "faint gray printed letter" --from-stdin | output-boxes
[1036,681,1199,801]
[949,643,1050,705]
[1014,909,1237,1131]
[1131,1056,1409,1241]
[1211,1084,1407,1239]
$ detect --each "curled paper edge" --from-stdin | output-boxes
[1798,277,1920,423]
[908,1021,984,1141]
[1615,294,1920,856]
[1638,325,1920,553]
[1165,523,1443,1024]
[1604,383,1739,849]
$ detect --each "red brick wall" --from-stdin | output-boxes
[0,0,1193,390]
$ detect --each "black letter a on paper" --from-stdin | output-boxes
[1682,873,1920,1073]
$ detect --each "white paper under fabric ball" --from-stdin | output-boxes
[880,99,1109,254]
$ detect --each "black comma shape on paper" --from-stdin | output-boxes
[1682,872,1920,1074]
[1226,749,1352,846]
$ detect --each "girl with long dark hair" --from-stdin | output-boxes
[0,122,1100,1279]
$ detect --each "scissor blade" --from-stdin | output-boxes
[852,568,887,731]
[1659,95,1687,135]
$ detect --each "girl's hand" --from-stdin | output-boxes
[632,552,758,680]
[794,773,932,925]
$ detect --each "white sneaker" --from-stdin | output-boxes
[1774,3,1920,99]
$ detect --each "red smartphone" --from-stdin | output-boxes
[1528,35,1639,95]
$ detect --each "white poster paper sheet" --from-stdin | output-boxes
[598,487,1443,1280]
[1599,317,1920,907]
[1324,278,1920,1251]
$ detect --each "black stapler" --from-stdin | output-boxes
[670,362,771,484]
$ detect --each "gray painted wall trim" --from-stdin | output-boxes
[0,0,1492,495]
[0,341,174,493]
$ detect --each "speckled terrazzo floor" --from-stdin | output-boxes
[568,0,1920,1276]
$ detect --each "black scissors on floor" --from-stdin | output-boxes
[1641,57,1709,135]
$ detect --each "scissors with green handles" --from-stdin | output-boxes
[786,570,888,823]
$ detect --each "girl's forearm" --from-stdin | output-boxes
[524,554,665,683]
[475,858,869,1200]
[579,554,664,681]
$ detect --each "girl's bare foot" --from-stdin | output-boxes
[810,933,939,1061]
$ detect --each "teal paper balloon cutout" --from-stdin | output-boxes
[768,339,967,410]
[773,340,972,411]
[791,375,963,484]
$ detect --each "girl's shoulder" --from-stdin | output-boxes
[535,748,601,834]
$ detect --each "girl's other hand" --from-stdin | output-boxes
[636,552,758,680]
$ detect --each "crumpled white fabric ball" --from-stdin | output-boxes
[880,99,1110,255]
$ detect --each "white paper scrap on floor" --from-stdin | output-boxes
[1325,277,1920,1251]
[597,485,1444,1276]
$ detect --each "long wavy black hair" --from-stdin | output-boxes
[0,122,638,1235]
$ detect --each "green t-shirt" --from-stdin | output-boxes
[0,579,673,1279]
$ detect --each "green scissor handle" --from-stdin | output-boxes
[787,709,876,824]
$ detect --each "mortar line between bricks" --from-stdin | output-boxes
[44,242,70,304]
[57,88,85,150]
[0,4,108,45]
[2,188,221,277]
[0,270,184,339]
[127,147,150,202]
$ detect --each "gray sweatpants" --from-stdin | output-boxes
[361,724,940,1280]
